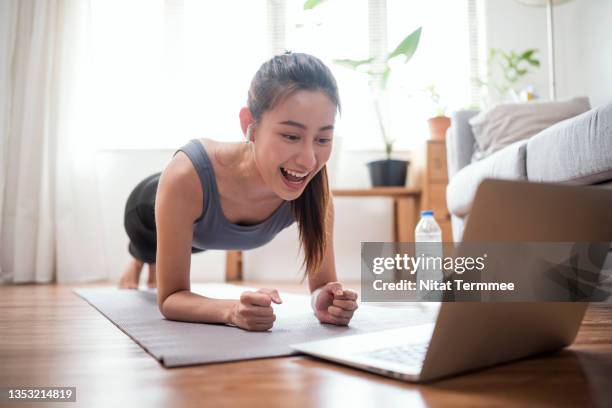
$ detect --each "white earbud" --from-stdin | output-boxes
[245,125,253,144]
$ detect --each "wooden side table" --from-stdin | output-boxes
[332,187,422,242]
[225,187,421,281]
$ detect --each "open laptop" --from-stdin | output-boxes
[292,179,612,382]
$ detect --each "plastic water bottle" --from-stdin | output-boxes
[415,210,443,300]
[415,210,442,243]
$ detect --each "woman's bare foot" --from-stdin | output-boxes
[118,257,145,289]
[147,263,157,289]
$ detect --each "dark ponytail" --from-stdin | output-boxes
[247,52,341,278]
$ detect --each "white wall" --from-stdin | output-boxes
[554,0,612,107]
[483,0,612,107]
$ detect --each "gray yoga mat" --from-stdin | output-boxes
[74,284,438,368]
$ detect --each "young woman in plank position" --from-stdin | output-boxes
[118,52,358,331]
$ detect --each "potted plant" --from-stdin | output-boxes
[424,85,450,141]
[333,27,422,187]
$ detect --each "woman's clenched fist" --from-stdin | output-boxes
[229,288,282,331]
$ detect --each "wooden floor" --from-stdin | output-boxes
[1,282,612,408]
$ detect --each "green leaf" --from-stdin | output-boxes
[332,57,375,70]
[527,58,540,67]
[387,27,422,63]
[520,49,535,60]
[303,0,326,10]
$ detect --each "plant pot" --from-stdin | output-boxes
[367,159,409,187]
[427,116,451,141]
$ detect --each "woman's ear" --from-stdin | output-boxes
[239,107,255,136]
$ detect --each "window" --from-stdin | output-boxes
[89,0,268,150]
[86,0,474,152]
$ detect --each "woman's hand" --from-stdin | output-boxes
[312,282,359,326]
[229,288,282,331]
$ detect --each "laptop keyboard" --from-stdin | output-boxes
[359,343,428,366]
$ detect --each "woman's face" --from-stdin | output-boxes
[253,90,336,201]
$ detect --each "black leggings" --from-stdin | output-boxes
[124,172,204,263]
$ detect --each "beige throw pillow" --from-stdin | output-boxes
[469,97,591,161]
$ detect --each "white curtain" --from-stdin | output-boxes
[0,0,105,283]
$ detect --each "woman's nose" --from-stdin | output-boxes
[295,144,317,170]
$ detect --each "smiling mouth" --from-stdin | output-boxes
[280,167,310,184]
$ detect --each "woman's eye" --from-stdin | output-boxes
[282,134,300,141]
[317,137,332,145]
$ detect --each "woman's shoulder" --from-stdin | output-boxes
[158,147,204,222]
[199,137,244,169]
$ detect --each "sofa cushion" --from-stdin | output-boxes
[469,97,591,161]
[447,139,527,217]
[527,102,612,184]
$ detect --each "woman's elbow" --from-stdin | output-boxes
[156,288,187,320]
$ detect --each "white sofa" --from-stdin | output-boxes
[445,102,612,242]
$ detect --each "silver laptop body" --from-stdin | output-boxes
[292,179,612,382]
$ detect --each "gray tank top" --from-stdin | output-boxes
[174,139,296,250]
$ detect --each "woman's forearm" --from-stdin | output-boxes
[159,290,238,324]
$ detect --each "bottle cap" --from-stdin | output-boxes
[421,210,434,217]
